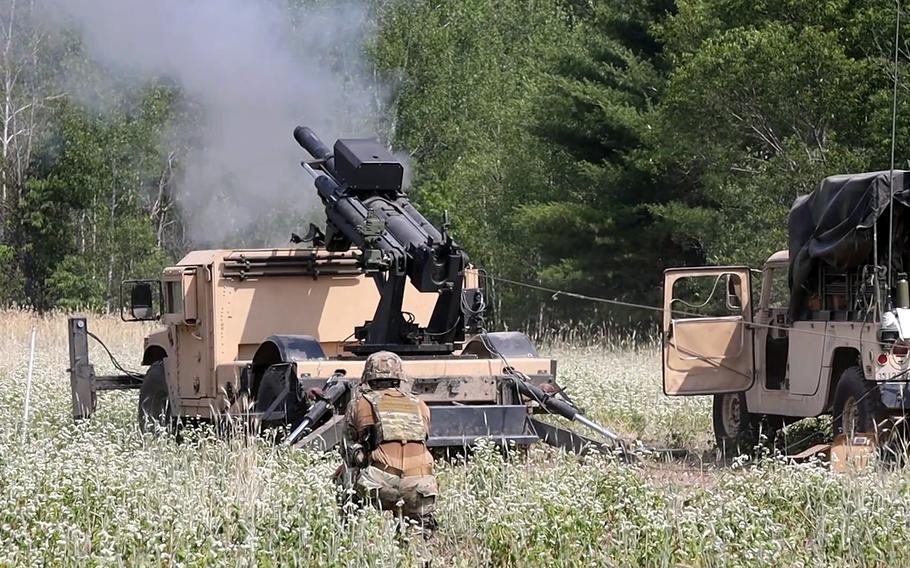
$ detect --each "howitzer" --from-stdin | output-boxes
[294,126,469,355]
[282,128,631,455]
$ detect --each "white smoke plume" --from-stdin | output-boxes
[43,0,384,246]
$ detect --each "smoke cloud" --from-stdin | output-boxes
[44,0,384,246]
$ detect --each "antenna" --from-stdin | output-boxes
[888,0,902,293]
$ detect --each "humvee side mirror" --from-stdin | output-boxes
[121,280,160,322]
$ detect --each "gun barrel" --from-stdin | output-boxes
[294,126,337,177]
[294,126,330,159]
[315,174,342,202]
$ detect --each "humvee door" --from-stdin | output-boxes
[663,267,754,395]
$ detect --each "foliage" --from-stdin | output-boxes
[515,0,685,321]
[652,0,909,266]
[18,89,180,310]
[4,0,910,330]
[372,0,572,276]
[4,312,910,566]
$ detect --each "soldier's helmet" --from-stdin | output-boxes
[361,351,404,385]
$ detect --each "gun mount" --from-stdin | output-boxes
[294,126,472,356]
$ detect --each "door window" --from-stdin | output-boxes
[164,281,183,314]
[767,268,789,309]
[670,273,745,318]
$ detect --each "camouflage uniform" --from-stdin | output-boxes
[339,351,438,530]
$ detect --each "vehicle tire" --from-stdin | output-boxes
[137,360,173,434]
[833,366,879,437]
[713,392,759,456]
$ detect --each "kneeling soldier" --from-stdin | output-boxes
[339,351,438,533]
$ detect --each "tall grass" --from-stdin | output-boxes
[1,311,910,566]
[527,318,661,350]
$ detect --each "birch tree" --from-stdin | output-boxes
[0,0,61,239]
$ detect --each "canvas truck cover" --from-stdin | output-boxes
[789,170,910,319]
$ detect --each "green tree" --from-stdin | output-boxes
[372,0,573,278]
[28,88,178,310]
[653,0,908,267]
[513,0,683,324]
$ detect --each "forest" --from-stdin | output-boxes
[0,0,907,330]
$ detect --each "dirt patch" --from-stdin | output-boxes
[638,460,722,491]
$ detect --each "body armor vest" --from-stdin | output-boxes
[362,389,427,446]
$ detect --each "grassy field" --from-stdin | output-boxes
[2,312,910,566]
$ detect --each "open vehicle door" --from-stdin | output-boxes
[663,267,754,395]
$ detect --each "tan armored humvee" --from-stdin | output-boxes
[663,170,910,453]
[68,246,616,451]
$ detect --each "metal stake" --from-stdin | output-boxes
[21,328,37,442]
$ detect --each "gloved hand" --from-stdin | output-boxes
[347,443,368,467]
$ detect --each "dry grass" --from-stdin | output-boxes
[2,311,910,567]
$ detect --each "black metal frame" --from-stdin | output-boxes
[68,317,142,420]
[292,402,615,455]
